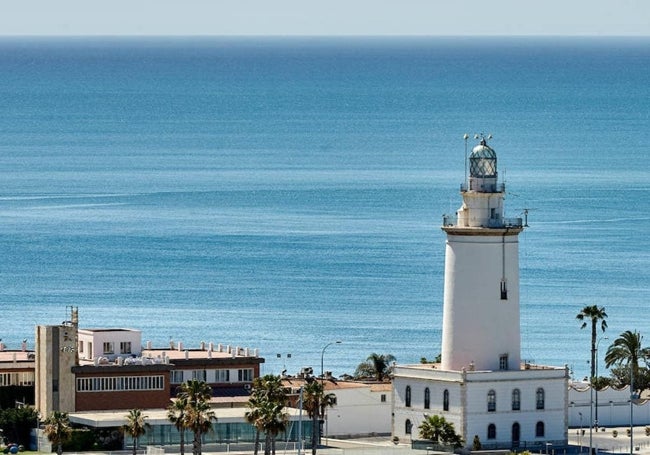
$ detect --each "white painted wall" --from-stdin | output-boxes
[441,234,521,372]
[324,385,392,437]
[569,383,650,427]
[78,329,142,361]
[393,366,568,449]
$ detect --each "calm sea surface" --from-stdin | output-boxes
[0,37,648,380]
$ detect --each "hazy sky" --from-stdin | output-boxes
[1,0,649,36]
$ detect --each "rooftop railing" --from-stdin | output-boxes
[442,215,523,229]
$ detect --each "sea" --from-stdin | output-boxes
[0,36,648,382]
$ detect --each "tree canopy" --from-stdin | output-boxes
[121,409,150,455]
[177,380,216,455]
[354,353,396,381]
[418,415,464,449]
[246,374,288,455]
[43,411,72,455]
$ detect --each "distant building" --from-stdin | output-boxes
[282,373,392,437]
[0,341,35,408]
[35,308,264,418]
[392,136,568,450]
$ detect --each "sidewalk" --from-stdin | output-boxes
[567,426,650,455]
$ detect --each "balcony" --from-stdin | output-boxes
[442,215,523,229]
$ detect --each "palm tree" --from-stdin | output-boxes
[261,401,289,455]
[302,380,336,455]
[177,379,216,455]
[184,401,216,455]
[419,414,446,443]
[246,375,288,455]
[354,353,396,381]
[245,395,265,455]
[418,415,463,448]
[604,330,650,392]
[43,411,72,455]
[576,305,608,380]
[122,409,150,455]
[167,396,188,455]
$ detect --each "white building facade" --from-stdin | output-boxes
[325,382,392,437]
[393,137,568,450]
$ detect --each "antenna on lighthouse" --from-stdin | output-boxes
[463,133,469,187]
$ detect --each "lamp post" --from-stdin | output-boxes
[630,362,635,455]
[297,386,303,455]
[595,336,608,430]
[320,341,342,381]
[320,340,341,443]
[589,369,593,455]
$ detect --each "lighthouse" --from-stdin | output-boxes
[440,135,524,372]
[391,135,568,449]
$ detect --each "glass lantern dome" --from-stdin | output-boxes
[469,138,497,178]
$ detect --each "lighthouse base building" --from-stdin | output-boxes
[392,364,568,450]
[392,137,568,450]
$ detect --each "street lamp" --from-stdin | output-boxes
[320,340,341,444]
[320,341,342,381]
[630,362,636,455]
[595,336,608,429]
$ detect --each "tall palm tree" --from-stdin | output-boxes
[122,409,150,455]
[245,395,265,455]
[246,375,288,455]
[177,379,216,455]
[354,353,396,381]
[167,396,188,455]
[184,401,216,455]
[604,330,650,392]
[43,411,72,455]
[302,380,336,455]
[576,305,608,380]
[262,402,288,455]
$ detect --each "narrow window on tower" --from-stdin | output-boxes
[500,279,508,300]
[499,354,509,371]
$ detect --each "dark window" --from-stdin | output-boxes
[512,388,521,411]
[487,424,496,440]
[405,386,411,408]
[536,388,545,410]
[499,354,509,370]
[443,389,449,411]
[512,422,520,446]
[536,421,545,438]
[424,387,430,409]
[405,419,412,435]
[381,394,386,403]
[488,390,496,412]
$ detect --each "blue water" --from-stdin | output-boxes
[0,37,648,381]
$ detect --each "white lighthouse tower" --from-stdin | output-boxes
[440,135,523,372]
[392,135,568,450]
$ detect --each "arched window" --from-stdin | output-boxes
[424,387,430,409]
[487,423,496,440]
[405,419,413,435]
[443,389,449,411]
[536,388,545,410]
[487,389,496,412]
[535,421,545,438]
[512,388,521,411]
[405,386,411,408]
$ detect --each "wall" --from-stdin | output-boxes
[324,385,392,437]
[569,384,650,428]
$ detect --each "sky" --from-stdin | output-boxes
[0,0,649,36]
